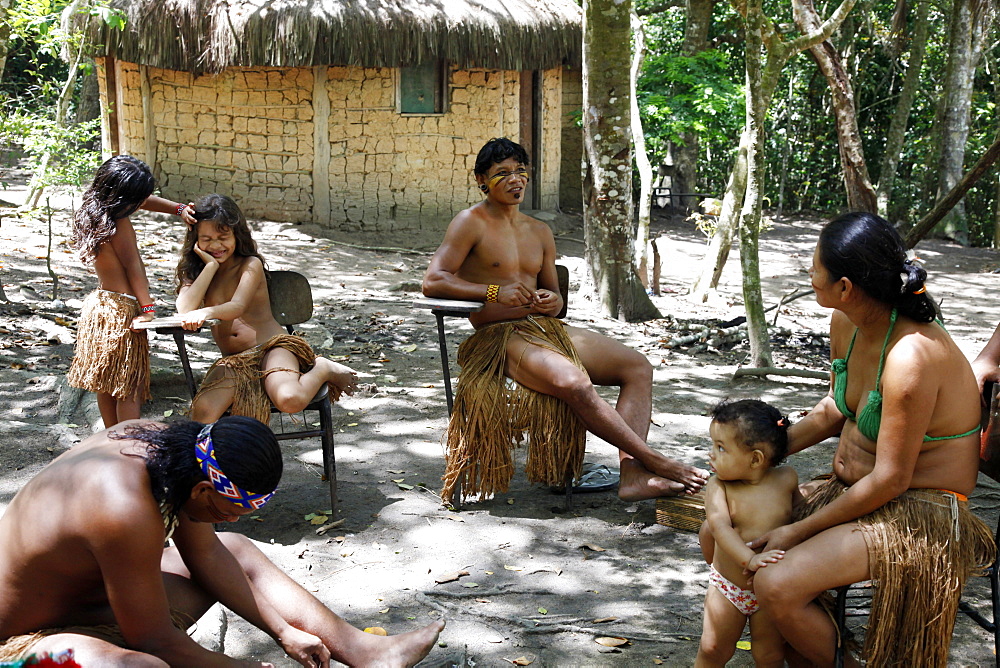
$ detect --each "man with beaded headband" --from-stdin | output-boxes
[423,137,708,504]
[0,416,444,666]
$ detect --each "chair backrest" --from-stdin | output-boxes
[268,270,313,328]
[556,263,569,320]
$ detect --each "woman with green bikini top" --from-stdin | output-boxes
[747,212,992,668]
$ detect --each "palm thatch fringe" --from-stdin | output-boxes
[78,0,582,75]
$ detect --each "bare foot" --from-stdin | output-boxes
[358,620,446,668]
[316,357,359,397]
[617,457,708,501]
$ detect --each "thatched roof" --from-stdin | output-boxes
[84,0,582,74]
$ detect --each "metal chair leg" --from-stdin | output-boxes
[435,312,455,415]
[834,585,847,668]
[319,395,337,519]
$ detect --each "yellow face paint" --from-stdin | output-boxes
[486,166,529,191]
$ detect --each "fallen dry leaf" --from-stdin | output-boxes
[434,570,470,584]
[363,627,387,636]
[508,657,533,666]
[593,617,617,624]
[595,637,629,647]
[504,565,523,571]
[579,544,606,552]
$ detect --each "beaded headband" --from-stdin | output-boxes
[195,423,275,510]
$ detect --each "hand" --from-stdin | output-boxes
[193,244,218,266]
[746,524,803,554]
[179,202,197,226]
[497,282,533,307]
[131,312,154,330]
[972,358,1000,394]
[530,289,560,316]
[278,626,330,668]
[746,549,786,573]
[179,308,209,331]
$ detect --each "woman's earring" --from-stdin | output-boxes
[480,184,488,193]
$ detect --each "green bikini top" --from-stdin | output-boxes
[831,308,979,443]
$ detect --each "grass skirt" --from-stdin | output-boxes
[799,478,996,667]
[442,316,587,504]
[193,334,318,425]
[0,611,193,661]
[67,290,150,402]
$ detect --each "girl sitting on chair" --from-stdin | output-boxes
[175,193,359,423]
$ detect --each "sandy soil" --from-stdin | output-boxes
[3,174,1000,666]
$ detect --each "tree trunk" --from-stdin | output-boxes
[690,0,857,302]
[876,0,930,220]
[0,0,11,86]
[794,0,877,213]
[631,11,654,291]
[583,0,661,322]
[741,0,773,367]
[933,0,994,243]
[689,127,749,301]
[671,0,716,210]
[74,63,102,125]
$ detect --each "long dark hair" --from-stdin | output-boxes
[116,416,282,512]
[474,137,530,176]
[174,194,266,292]
[71,155,155,265]
[711,399,789,466]
[818,212,938,322]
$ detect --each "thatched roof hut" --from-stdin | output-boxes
[84,0,584,230]
[86,0,582,75]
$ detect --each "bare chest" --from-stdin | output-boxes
[467,229,544,280]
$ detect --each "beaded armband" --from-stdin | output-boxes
[140,303,156,314]
[176,203,187,217]
[486,284,500,303]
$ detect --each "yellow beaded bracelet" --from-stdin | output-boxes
[486,284,500,303]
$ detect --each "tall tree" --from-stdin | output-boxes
[692,0,857,365]
[672,0,716,208]
[583,0,661,321]
[690,0,857,303]
[933,0,994,243]
[876,0,931,219]
[0,0,12,86]
[794,0,876,212]
[631,11,655,290]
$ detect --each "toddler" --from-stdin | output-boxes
[695,399,801,668]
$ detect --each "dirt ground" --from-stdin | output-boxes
[3,172,1000,666]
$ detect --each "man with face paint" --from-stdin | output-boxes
[424,137,708,506]
[0,417,444,667]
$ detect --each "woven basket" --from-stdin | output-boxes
[655,491,706,533]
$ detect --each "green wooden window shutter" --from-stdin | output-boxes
[401,61,443,114]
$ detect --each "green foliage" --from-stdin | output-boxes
[636,0,1000,246]
[636,4,746,195]
[0,109,101,190]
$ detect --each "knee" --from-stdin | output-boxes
[753,566,797,619]
[698,636,736,665]
[216,532,255,558]
[546,368,596,404]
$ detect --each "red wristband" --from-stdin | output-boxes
[176,203,186,217]
[140,304,156,313]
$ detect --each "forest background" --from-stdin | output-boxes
[3,0,1000,664]
[1,0,999,324]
